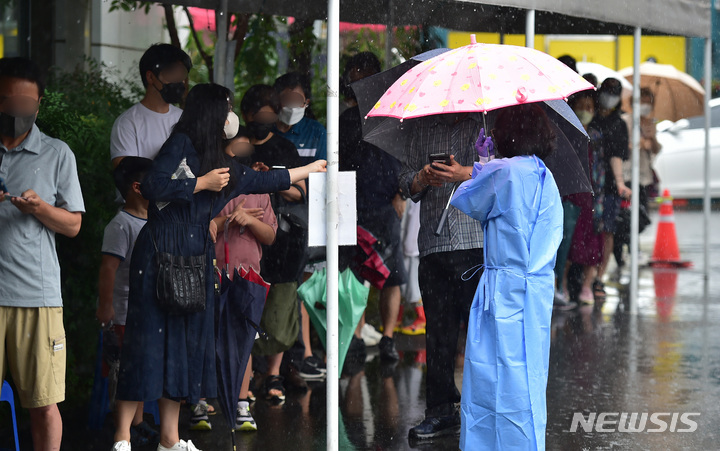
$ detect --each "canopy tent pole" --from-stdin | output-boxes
[326,0,340,447]
[703,33,712,281]
[629,26,641,315]
[213,0,228,87]
[525,9,535,48]
[385,0,394,70]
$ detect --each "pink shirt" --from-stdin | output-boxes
[214,194,277,274]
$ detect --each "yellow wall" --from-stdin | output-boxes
[447,31,686,72]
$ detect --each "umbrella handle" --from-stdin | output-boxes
[434,208,449,237]
[434,183,458,237]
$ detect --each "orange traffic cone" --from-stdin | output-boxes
[649,190,692,268]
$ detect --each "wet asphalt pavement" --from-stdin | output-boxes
[3,208,720,451]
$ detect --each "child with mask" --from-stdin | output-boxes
[208,126,278,432]
[240,84,309,403]
[273,72,327,165]
[110,44,192,168]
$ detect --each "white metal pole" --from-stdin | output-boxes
[629,26,641,315]
[385,0,394,70]
[326,0,340,448]
[703,35,712,281]
[214,0,228,86]
[525,9,535,48]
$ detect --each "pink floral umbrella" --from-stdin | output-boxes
[366,35,594,121]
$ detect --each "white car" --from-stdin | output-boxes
[653,98,720,199]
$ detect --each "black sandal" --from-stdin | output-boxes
[592,279,606,301]
[264,375,286,403]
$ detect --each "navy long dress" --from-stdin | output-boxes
[116,133,291,403]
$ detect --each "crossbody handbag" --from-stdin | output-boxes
[151,200,213,315]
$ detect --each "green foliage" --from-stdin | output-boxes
[108,0,153,14]
[233,14,286,98]
[36,61,140,407]
[184,14,286,109]
[341,25,423,71]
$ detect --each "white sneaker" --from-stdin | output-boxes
[112,441,131,451]
[361,323,382,347]
[236,400,258,431]
[189,403,212,431]
[157,440,201,451]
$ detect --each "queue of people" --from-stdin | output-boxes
[556,55,660,308]
[0,45,658,451]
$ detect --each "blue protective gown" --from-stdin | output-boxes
[450,155,563,450]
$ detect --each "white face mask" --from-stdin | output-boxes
[639,103,653,117]
[599,93,621,110]
[224,111,240,139]
[278,106,306,126]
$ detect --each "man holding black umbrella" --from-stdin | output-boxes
[400,113,484,440]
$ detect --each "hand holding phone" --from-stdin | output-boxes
[429,153,452,168]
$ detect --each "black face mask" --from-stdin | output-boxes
[0,111,36,138]
[158,82,186,104]
[247,121,273,141]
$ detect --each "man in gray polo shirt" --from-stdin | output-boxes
[0,57,84,450]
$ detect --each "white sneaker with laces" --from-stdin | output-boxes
[361,323,382,347]
[112,441,131,451]
[236,400,258,431]
[157,440,201,451]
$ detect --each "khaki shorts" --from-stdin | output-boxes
[0,307,66,408]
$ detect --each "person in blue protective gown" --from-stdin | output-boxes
[450,103,563,451]
[111,83,326,451]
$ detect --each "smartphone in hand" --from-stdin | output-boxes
[429,153,451,168]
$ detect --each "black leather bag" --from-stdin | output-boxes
[151,202,212,315]
[154,251,207,315]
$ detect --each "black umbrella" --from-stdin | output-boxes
[215,268,267,450]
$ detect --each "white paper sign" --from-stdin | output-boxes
[308,172,357,247]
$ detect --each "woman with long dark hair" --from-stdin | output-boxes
[111,83,325,451]
[451,104,563,450]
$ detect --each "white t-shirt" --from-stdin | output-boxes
[110,103,182,161]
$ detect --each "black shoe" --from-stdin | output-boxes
[378,336,399,361]
[408,413,461,440]
[299,355,326,380]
